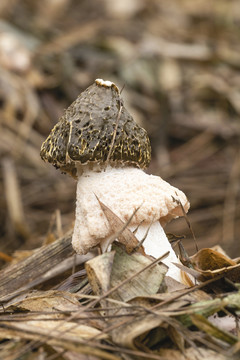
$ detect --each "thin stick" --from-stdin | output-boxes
[131,217,156,253]
[172,194,198,252]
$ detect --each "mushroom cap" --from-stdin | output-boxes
[40,79,151,177]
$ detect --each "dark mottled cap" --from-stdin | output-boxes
[40,79,151,177]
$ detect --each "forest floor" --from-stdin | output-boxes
[0,1,240,359]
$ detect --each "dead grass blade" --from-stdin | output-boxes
[191,314,238,345]
[0,231,73,302]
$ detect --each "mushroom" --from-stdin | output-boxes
[40,79,190,281]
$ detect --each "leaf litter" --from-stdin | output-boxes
[0,1,240,359]
[0,204,240,359]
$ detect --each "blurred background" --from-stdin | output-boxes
[0,0,240,268]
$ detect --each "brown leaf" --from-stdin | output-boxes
[1,319,105,341]
[4,290,81,313]
[174,259,240,285]
[96,197,145,254]
[188,248,240,284]
[190,248,236,271]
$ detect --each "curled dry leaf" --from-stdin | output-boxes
[190,248,236,271]
[189,248,240,283]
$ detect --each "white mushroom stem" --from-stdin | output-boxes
[129,222,182,281]
[72,165,189,282]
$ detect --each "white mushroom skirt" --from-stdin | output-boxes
[72,165,188,283]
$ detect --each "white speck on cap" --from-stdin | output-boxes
[95,79,114,87]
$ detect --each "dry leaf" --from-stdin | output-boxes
[86,243,167,307]
[167,325,185,353]
[109,243,167,302]
[4,290,81,313]
[176,248,240,284]
[2,320,105,342]
[96,198,145,254]
[0,323,114,360]
[190,248,236,271]
[111,311,165,349]
[85,251,115,296]
[188,248,240,286]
